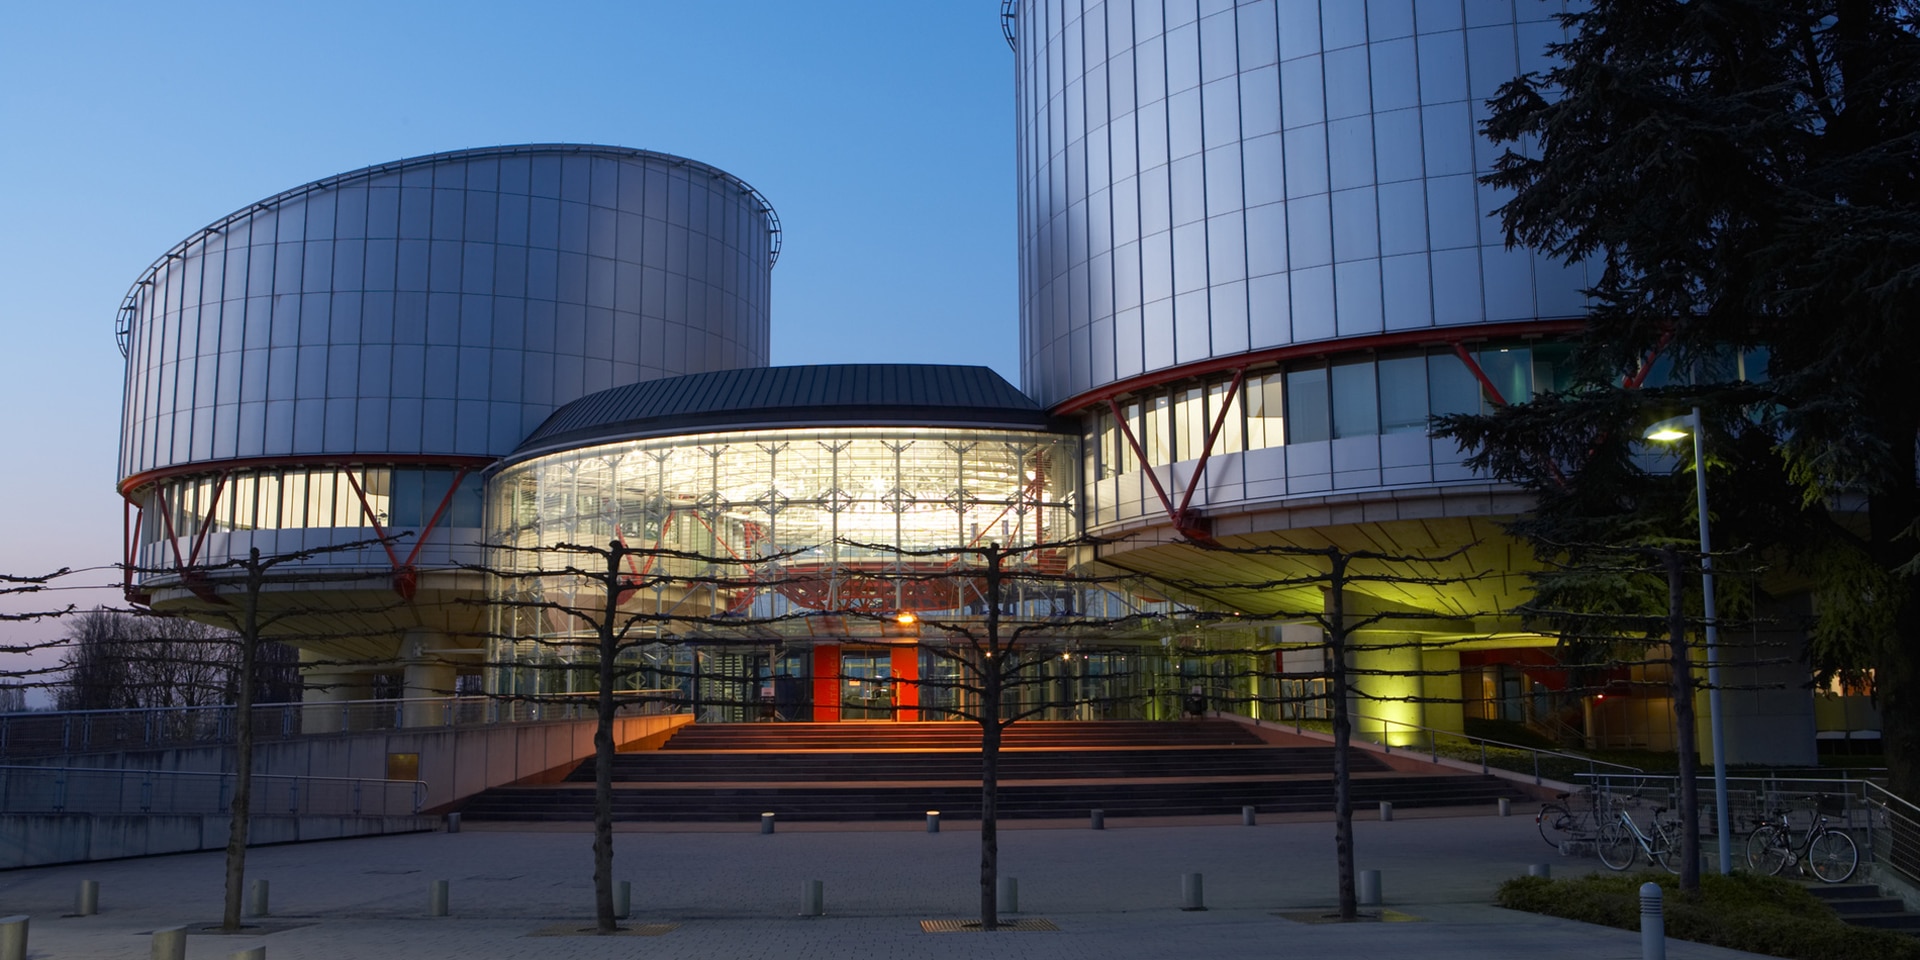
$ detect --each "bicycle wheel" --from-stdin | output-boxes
[1652,824,1683,875]
[1537,802,1573,848]
[1746,826,1790,876]
[1808,830,1859,883]
[1597,822,1638,871]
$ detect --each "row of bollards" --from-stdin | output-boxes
[758,800,1503,833]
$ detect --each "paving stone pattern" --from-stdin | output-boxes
[0,812,1770,959]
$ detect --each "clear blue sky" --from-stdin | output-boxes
[0,2,1018,669]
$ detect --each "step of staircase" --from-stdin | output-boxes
[458,719,1528,822]
[1808,882,1920,934]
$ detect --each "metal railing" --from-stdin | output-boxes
[0,691,685,760]
[1281,712,1644,785]
[0,765,426,817]
[1578,771,1891,850]
[1865,781,1920,887]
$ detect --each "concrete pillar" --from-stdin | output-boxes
[1333,590,1469,747]
[299,652,372,735]
[402,631,457,728]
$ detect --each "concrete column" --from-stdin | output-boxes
[300,649,374,734]
[402,631,457,728]
[403,661,457,727]
[1333,587,1469,747]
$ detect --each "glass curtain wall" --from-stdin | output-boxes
[487,427,1084,703]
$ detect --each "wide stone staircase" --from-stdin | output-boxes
[457,719,1529,823]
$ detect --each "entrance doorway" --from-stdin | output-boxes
[840,651,893,720]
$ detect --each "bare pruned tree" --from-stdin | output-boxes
[475,539,808,934]
[839,535,1153,931]
[128,537,402,931]
[1157,540,1492,921]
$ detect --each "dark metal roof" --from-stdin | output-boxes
[511,364,1059,457]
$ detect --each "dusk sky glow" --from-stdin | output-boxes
[0,2,1017,689]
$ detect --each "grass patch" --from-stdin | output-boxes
[1497,872,1920,960]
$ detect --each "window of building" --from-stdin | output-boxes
[1330,360,1378,439]
[1378,353,1429,433]
[1245,372,1284,449]
[1286,366,1331,443]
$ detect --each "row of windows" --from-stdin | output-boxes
[138,466,483,547]
[1084,342,1572,478]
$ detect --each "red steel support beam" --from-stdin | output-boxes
[1171,367,1248,535]
[1106,397,1183,531]
[1451,342,1510,408]
[341,468,406,571]
[183,470,230,567]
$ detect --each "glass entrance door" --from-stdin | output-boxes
[840,651,893,720]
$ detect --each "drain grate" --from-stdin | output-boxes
[1272,909,1420,924]
[526,922,678,937]
[921,918,1059,932]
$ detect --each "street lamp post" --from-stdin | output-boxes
[1646,408,1732,876]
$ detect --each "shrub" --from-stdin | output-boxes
[1496,873,1920,960]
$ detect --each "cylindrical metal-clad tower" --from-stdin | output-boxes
[114,144,777,712]
[1008,2,1592,743]
[1010,1,1586,530]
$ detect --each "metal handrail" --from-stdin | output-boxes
[0,691,687,759]
[1339,712,1643,784]
[0,764,426,816]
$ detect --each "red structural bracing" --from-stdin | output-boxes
[1052,319,1586,415]
[122,456,489,604]
[1450,342,1510,407]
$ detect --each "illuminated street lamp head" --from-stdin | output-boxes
[1644,414,1696,443]
[894,611,917,626]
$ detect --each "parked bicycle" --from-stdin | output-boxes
[1597,801,1683,874]
[1744,795,1858,883]
[1538,786,1613,849]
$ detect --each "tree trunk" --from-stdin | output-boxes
[1866,459,1920,801]
[979,548,1004,931]
[1328,561,1357,920]
[221,549,262,931]
[979,691,1001,932]
[592,543,622,933]
[1663,547,1702,892]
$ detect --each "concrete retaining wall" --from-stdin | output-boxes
[16,713,693,812]
[0,813,437,870]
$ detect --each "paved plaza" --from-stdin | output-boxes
[0,810,1766,959]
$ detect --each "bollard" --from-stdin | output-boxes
[0,916,25,960]
[445,812,461,834]
[998,876,1019,913]
[150,925,187,960]
[800,879,825,917]
[246,879,269,918]
[615,880,631,920]
[1640,882,1665,960]
[1242,805,1257,826]
[1181,873,1206,911]
[229,949,265,960]
[1358,869,1383,906]
[1379,801,1394,822]
[1499,798,1512,817]
[1090,809,1105,830]
[429,879,449,917]
[1529,863,1552,879]
[927,811,941,833]
[761,812,777,835]
[76,879,99,916]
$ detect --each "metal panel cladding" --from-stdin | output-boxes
[116,144,778,481]
[1009,1,1589,407]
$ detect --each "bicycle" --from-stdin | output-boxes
[1597,802,1683,874]
[1538,787,1612,849]
[1744,796,1858,883]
